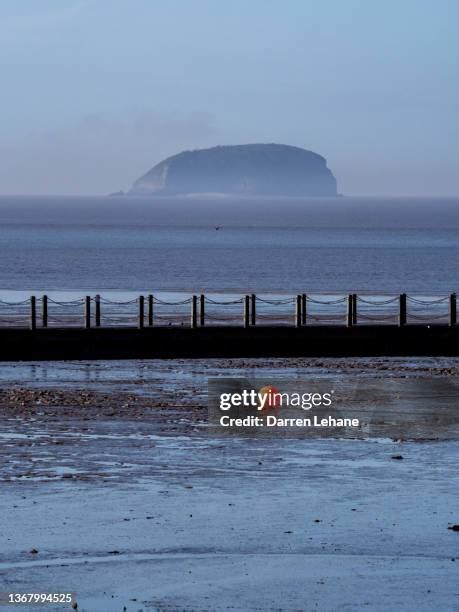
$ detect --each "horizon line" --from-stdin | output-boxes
[1,193,459,199]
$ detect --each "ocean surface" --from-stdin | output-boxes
[0,195,458,294]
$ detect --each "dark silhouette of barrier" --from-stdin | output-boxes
[0,292,456,360]
[0,325,458,361]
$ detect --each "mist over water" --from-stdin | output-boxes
[0,196,458,293]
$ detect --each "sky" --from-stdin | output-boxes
[0,0,458,196]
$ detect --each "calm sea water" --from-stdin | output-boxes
[0,195,458,294]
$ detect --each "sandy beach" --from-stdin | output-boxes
[0,358,458,611]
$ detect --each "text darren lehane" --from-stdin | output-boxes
[220,415,360,427]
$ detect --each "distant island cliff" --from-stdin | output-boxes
[126,143,338,197]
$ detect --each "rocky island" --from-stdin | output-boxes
[128,143,338,196]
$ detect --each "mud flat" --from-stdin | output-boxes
[0,358,458,611]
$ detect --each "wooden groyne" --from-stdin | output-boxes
[0,292,457,360]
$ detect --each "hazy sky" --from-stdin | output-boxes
[0,0,458,196]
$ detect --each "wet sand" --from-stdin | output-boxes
[0,358,458,611]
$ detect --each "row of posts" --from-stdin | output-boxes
[26,292,458,330]
[29,295,154,330]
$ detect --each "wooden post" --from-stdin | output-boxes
[250,294,256,326]
[399,293,407,327]
[191,295,198,328]
[347,294,353,327]
[449,293,457,327]
[295,295,302,327]
[200,294,205,327]
[148,294,154,327]
[244,295,250,328]
[84,295,91,329]
[30,296,36,330]
[301,293,307,326]
[95,294,101,327]
[42,295,48,328]
[352,294,358,325]
[138,295,144,329]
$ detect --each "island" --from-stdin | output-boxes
[127,143,338,197]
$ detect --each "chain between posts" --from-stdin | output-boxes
[0,292,455,329]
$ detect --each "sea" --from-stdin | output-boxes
[0,195,458,295]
